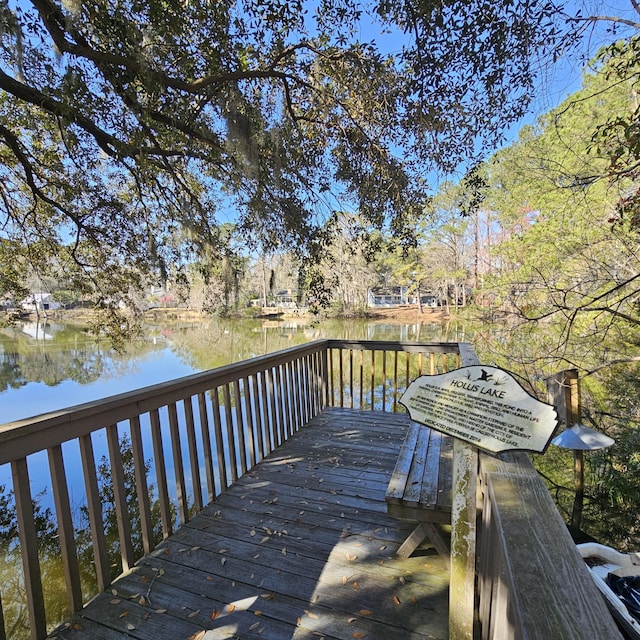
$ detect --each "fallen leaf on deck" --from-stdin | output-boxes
[399,576,406,585]
[188,631,206,640]
[119,611,129,618]
[353,633,366,638]
[187,609,200,618]
[260,593,275,600]
[126,623,135,630]
[139,596,146,606]
[305,610,319,619]
[250,622,261,631]
[282,548,287,556]
[155,609,167,614]
[221,558,227,566]
[210,609,220,620]
[347,617,357,623]
[346,554,358,561]
[110,599,121,605]
[392,595,401,605]
[254,610,263,616]
[260,536,270,544]
[250,529,257,536]
[227,604,236,612]
[352,581,359,590]
[219,548,229,554]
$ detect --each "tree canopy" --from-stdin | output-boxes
[0,0,572,317]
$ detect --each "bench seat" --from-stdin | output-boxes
[385,421,453,564]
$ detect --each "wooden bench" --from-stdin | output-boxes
[385,421,453,566]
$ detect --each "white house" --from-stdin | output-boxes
[20,292,61,314]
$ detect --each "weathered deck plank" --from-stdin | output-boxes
[48,408,449,640]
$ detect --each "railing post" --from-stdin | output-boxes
[450,341,481,639]
[11,458,46,640]
[449,440,478,640]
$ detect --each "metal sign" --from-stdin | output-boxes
[400,365,558,454]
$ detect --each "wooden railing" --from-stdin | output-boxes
[0,340,458,640]
[0,339,622,640]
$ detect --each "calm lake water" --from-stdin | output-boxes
[0,315,472,424]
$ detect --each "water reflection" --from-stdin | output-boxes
[0,315,468,424]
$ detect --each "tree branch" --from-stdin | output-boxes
[568,15,640,30]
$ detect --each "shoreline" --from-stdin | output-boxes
[4,304,452,325]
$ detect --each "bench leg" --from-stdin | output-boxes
[397,523,451,569]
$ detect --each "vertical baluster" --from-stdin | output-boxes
[267,368,279,447]
[260,370,273,454]
[222,384,238,482]
[274,365,286,444]
[149,408,172,537]
[168,402,188,525]
[308,353,316,418]
[328,349,335,407]
[442,353,448,372]
[183,397,203,513]
[418,351,423,375]
[285,362,297,434]
[211,388,228,491]
[298,358,311,424]
[370,350,375,411]
[405,351,411,389]
[252,374,265,461]
[281,362,292,436]
[349,349,354,409]
[197,392,216,503]
[48,444,83,614]
[359,349,364,410]
[382,350,387,411]
[304,355,315,420]
[393,350,399,412]
[233,380,247,475]
[339,348,344,408]
[316,350,323,414]
[320,347,329,410]
[430,352,436,375]
[12,457,46,640]
[293,358,304,427]
[79,433,110,590]
[106,424,135,571]
[129,416,153,555]
[243,377,257,468]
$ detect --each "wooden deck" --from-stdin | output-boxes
[48,408,450,640]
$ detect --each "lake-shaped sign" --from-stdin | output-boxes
[400,365,558,454]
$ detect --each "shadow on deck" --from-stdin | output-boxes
[49,409,449,640]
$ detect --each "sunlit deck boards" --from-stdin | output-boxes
[48,408,450,640]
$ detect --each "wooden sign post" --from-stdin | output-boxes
[400,365,558,639]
